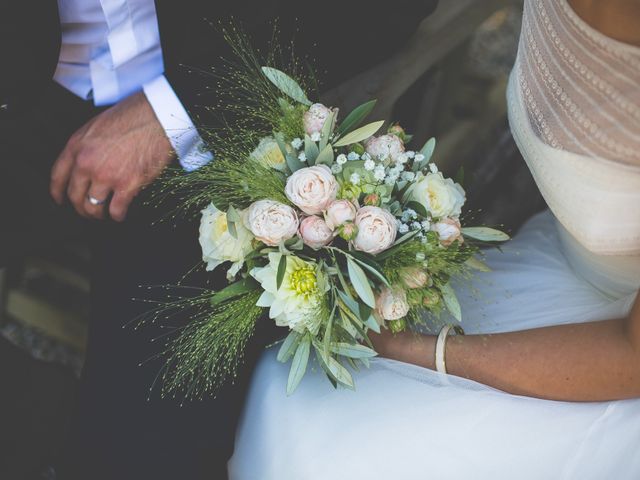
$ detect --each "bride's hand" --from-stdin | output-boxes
[369,328,437,370]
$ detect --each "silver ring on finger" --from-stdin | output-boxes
[87,195,107,206]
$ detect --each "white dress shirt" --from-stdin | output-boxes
[54,0,212,171]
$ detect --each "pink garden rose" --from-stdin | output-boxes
[299,216,334,249]
[375,286,409,321]
[303,103,332,135]
[352,206,397,254]
[365,134,405,162]
[324,199,357,229]
[245,200,299,246]
[285,165,338,215]
[431,217,463,247]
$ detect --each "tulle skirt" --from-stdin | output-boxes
[229,210,640,479]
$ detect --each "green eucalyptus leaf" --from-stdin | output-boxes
[226,205,241,222]
[346,257,376,308]
[462,227,510,242]
[420,137,436,162]
[325,355,354,389]
[287,337,311,395]
[275,132,303,173]
[465,256,491,272]
[276,254,288,290]
[336,100,377,136]
[440,282,462,322]
[313,344,339,388]
[323,308,335,356]
[334,121,384,147]
[349,253,390,287]
[315,143,334,166]
[262,67,312,106]
[358,302,372,324]
[284,236,304,251]
[365,314,381,333]
[286,153,303,172]
[405,201,429,218]
[227,220,238,239]
[277,331,301,362]
[319,110,336,151]
[210,277,259,307]
[330,342,378,359]
[337,289,361,320]
[304,134,319,165]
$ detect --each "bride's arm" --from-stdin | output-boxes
[370,295,640,402]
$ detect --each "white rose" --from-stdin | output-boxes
[405,172,465,219]
[245,200,299,246]
[299,216,334,249]
[375,286,409,321]
[352,206,397,254]
[432,217,464,247]
[365,134,405,162]
[303,103,332,135]
[324,199,357,229]
[199,204,253,279]
[250,136,286,171]
[285,165,338,215]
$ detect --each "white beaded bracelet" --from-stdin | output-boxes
[435,324,464,374]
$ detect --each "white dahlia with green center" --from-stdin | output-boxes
[251,253,327,334]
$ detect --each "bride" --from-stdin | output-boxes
[230,0,640,477]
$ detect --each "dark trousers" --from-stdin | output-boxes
[0,83,278,479]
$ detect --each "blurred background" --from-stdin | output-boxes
[0,0,546,478]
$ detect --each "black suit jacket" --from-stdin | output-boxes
[0,1,438,128]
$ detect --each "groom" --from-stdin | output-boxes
[0,1,437,478]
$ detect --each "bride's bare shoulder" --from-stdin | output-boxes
[567,0,640,47]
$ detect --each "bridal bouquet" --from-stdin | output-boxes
[146,36,508,399]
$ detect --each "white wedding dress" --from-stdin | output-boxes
[229,1,640,478]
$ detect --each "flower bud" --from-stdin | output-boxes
[422,289,441,308]
[303,103,332,135]
[387,318,407,333]
[340,183,362,202]
[325,200,357,229]
[399,267,429,289]
[299,216,334,249]
[387,124,405,137]
[351,143,366,156]
[338,222,358,241]
[363,193,381,207]
[375,286,409,321]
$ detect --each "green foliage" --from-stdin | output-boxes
[380,235,475,285]
[334,120,385,147]
[196,157,289,210]
[261,67,312,106]
[287,335,311,395]
[276,100,306,140]
[346,257,376,308]
[462,227,511,242]
[145,289,264,401]
[336,100,377,136]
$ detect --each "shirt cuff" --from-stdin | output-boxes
[143,75,213,172]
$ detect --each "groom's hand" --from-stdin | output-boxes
[50,91,175,221]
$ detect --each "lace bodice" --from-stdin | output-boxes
[508,0,640,296]
[517,0,640,165]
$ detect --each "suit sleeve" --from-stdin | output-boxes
[155,0,439,141]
